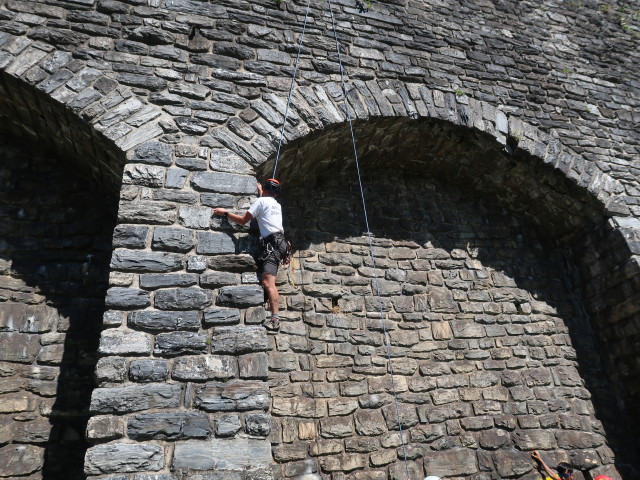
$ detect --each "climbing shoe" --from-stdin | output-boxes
[263,315,281,331]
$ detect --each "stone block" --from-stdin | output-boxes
[152,227,194,252]
[492,451,534,478]
[245,413,271,436]
[216,286,264,307]
[128,412,211,440]
[128,310,201,331]
[123,164,165,187]
[172,355,238,381]
[216,414,242,437]
[0,444,45,476]
[12,419,50,444]
[512,429,556,450]
[0,393,36,413]
[238,352,268,379]
[95,356,127,383]
[111,249,183,272]
[200,271,237,288]
[132,141,173,166]
[105,287,151,309]
[0,332,40,363]
[203,308,241,326]
[271,398,326,418]
[172,437,271,470]
[556,431,604,449]
[191,172,257,194]
[99,329,152,355]
[130,360,169,383]
[84,443,164,475]
[320,417,353,438]
[208,254,256,272]
[195,231,236,254]
[179,206,212,229]
[194,381,269,412]
[424,448,478,476]
[154,331,208,356]
[155,288,211,310]
[427,287,458,312]
[118,201,176,225]
[86,415,125,441]
[318,453,365,473]
[90,383,181,413]
[210,326,268,354]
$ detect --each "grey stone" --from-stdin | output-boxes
[154,331,208,356]
[132,142,173,166]
[86,415,125,442]
[128,310,201,331]
[172,437,271,470]
[165,167,189,189]
[128,412,211,440]
[155,288,211,310]
[203,308,241,326]
[245,413,271,436]
[216,285,264,307]
[84,443,164,474]
[140,273,198,289]
[196,232,236,255]
[200,271,237,288]
[90,383,181,413]
[105,288,151,309]
[0,332,40,363]
[191,172,257,194]
[111,249,183,272]
[216,414,242,437]
[130,359,169,383]
[0,444,44,476]
[172,355,238,381]
[118,201,176,225]
[179,206,212,229]
[99,329,152,355]
[210,326,268,354]
[95,357,127,383]
[152,227,194,252]
[113,225,149,249]
[238,352,268,379]
[123,164,165,187]
[188,255,208,272]
[194,381,269,412]
[423,448,478,476]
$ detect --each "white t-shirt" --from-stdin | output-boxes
[248,196,283,237]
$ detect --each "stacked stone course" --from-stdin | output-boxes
[0,0,638,479]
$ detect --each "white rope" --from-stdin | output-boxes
[272,0,313,179]
[326,2,412,479]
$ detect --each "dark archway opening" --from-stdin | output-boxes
[259,117,639,479]
[0,70,123,479]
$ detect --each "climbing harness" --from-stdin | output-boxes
[271,1,412,478]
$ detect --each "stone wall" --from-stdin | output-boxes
[0,138,117,479]
[0,0,638,479]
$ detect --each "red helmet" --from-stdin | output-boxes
[263,178,281,195]
[594,476,614,480]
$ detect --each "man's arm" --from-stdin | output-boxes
[213,208,253,225]
[532,451,559,480]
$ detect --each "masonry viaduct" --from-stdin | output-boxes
[0,1,639,479]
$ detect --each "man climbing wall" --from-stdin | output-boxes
[213,178,288,331]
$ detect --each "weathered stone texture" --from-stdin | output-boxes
[1,0,639,479]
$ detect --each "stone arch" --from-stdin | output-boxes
[0,62,168,478]
[234,79,640,478]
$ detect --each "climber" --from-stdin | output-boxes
[532,451,574,480]
[213,178,287,331]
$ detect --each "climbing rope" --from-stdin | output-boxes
[272,0,313,179]
[326,2,412,478]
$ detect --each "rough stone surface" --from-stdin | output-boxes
[1,1,639,479]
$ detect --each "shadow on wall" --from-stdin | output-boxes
[257,119,638,479]
[0,137,118,479]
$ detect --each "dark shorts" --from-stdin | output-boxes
[257,233,288,277]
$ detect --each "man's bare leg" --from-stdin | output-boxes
[261,273,280,329]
